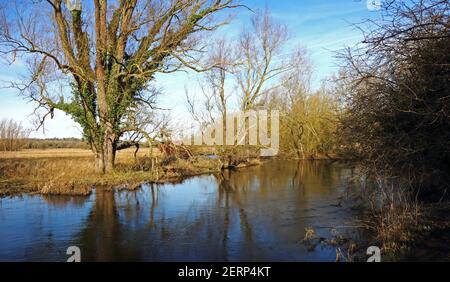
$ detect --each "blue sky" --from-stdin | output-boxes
[0,0,380,139]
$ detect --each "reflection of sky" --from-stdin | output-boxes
[114,176,218,228]
[0,195,94,261]
[0,0,381,138]
[112,161,361,262]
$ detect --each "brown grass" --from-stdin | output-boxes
[0,148,153,159]
[353,175,423,258]
[373,185,421,254]
[0,148,224,197]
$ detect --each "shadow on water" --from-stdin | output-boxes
[0,160,366,262]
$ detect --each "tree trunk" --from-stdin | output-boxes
[92,128,117,174]
[95,153,105,174]
[103,126,117,173]
[93,145,115,174]
[104,141,116,173]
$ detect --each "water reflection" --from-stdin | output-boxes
[42,195,89,208]
[0,160,362,262]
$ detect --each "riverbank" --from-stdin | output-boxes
[376,201,450,261]
[341,168,450,261]
[0,148,262,197]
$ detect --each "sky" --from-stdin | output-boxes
[0,0,381,139]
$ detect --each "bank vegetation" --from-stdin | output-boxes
[338,0,450,257]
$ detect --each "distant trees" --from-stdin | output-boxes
[339,0,450,192]
[24,138,90,150]
[0,119,29,151]
[266,54,341,159]
[273,88,340,159]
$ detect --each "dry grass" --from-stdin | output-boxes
[351,175,423,258]
[0,148,223,197]
[0,148,155,159]
[0,148,93,159]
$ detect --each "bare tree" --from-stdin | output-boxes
[187,8,305,124]
[186,37,235,129]
[236,8,296,111]
[0,0,239,173]
[185,9,311,164]
[0,119,30,151]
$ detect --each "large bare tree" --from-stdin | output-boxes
[0,0,238,172]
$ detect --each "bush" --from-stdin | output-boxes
[339,0,450,196]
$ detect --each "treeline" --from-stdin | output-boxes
[24,138,90,150]
[0,118,90,151]
[272,84,340,159]
[269,0,450,179]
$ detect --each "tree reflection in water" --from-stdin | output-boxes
[38,160,361,262]
[77,189,141,261]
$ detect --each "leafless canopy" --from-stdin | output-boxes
[186,9,308,125]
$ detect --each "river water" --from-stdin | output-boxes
[0,160,368,262]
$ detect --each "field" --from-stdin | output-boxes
[0,148,151,159]
[0,148,95,159]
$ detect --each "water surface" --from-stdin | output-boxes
[0,160,365,262]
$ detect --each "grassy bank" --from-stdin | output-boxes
[341,167,450,261]
[362,201,450,262]
[0,148,257,197]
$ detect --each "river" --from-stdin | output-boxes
[0,160,368,262]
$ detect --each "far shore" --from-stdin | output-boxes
[0,148,261,197]
[0,148,341,198]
